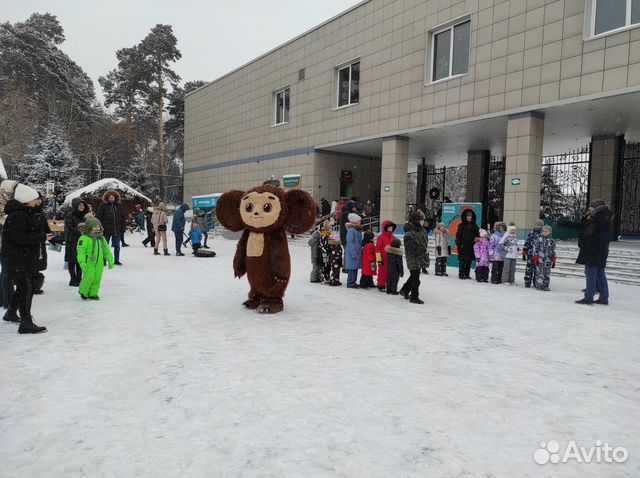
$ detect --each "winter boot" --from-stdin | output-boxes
[3,308,20,323]
[154,248,160,255]
[80,293,89,300]
[575,298,594,305]
[176,251,185,256]
[18,317,47,334]
[89,296,100,301]
[410,297,424,304]
[163,249,170,256]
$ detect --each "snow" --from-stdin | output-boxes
[1,234,639,477]
[63,178,152,206]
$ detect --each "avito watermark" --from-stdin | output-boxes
[534,440,628,465]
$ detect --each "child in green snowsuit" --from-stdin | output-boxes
[77,216,114,300]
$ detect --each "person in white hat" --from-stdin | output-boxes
[1,183,48,333]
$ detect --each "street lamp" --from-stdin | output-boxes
[47,168,60,217]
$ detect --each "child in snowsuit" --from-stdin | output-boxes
[523,219,544,288]
[489,221,506,284]
[321,230,343,286]
[385,238,404,294]
[473,229,490,282]
[433,222,451,276]
[375,220,397,291]
[533,225,556,291]
[308,225,322,283]
[190,222,202,254]
[77,216,114,300]
[500,225,519,285]
[360,230,377,288]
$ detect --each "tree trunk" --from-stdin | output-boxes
[158,70,166,200]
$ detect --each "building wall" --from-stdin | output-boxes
[185,0,640,197]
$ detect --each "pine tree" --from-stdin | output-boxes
[125,150,157,198]
[22,122,84,196]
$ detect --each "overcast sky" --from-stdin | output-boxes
[3,0,362,103]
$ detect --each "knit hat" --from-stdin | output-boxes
[533,219,544,229]
[479,228,489,238]
[542,225,552,233]
[436,222,446,229]
[390,238,401,248]
[507,225,516,233]
[347,213,361,224]
[14,184,39,204]
[590,198,606,208]
[191,222,199,230]
[84,216,102,230]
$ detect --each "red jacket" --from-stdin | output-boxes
[361,242,377,276]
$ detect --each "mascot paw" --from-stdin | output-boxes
[256,303,284,314]
[243,299,260,309]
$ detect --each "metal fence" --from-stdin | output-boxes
[486,155,505,229]
[619,142,640,236]
[540,146,591,222]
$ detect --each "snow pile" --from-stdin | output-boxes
[63,178,152,205]
[0,236,638,477]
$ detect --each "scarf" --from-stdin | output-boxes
[88,231,104,262]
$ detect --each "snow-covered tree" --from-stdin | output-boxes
[125,150,157,198]
[22,122,84,196]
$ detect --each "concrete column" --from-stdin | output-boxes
[590,134,623,234]
[380,135,409,226]
[466,150,491,202]
[504,111,545,238]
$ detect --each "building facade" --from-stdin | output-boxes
[185,0,640,237]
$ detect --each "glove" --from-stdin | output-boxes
[522,252,527,261]
[552,257,556,268]
[436,246,442,256]
[533,255,539,266]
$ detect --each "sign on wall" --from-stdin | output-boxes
[283,174,301,188]
[511,177,521,186]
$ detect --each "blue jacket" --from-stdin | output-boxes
[190,228,201,244]
[345,223,363,270]
[171,204,190,232]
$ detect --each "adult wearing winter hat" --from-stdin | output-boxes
[96,190,125,266]
[0,179,19,309]
[142,206,156,248]
[572,199,612,305]
[151,202,169,255]
[400,211,429,304]
[1,184,48,333]
[345,213,363,288]
[64,198,89,287]
[340,200,358,271]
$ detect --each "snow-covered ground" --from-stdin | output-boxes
[1,233,638,478]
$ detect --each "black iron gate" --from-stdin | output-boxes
[619,142,640,236]
[486,155,505,229]
[540,146,591,223]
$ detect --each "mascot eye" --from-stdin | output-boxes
[263,203,272,213]
[245,203,254,213]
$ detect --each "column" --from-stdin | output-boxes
[380,135,409,227]
[590,134,623,238]
[504,111,544,238]
[466,150,491,202]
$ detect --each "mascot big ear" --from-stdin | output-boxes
[284,189,316,234]
[215,190,246,232]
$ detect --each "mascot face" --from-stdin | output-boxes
[240,191,283,229]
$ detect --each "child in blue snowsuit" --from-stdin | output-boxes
[190,222,202,254]
[523,219,544,288]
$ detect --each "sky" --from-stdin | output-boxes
[2,0,363,103]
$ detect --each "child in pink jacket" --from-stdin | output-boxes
[473,229,490,282]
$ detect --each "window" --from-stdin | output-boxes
[274,88,289,125]
[337,61,360,107]
[431,19,470,82]
[593,0,640,36]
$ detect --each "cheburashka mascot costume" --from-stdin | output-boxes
[216,182,316,314]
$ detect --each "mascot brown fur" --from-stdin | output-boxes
[216,184,316,314]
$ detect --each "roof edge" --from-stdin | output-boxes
[185,0,372,99]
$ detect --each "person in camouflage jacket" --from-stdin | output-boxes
[523,219,544,288]
[533,225,556,291]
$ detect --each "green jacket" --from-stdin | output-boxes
[77,234,114,269]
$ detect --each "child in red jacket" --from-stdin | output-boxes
[360,231,377,288]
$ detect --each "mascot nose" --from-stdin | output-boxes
[254,211,259,216]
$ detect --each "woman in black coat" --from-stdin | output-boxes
[573,199,612,305]
[1,184,49,333]
[64,198,88,286]
[455,208,480,279]
[141,207,156,248]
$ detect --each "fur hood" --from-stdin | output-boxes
[155,202,166,211]
[385,245,404,256]
[102,189,121,204]
[346,222,363,230]
[493,221,507,232]
[434,228,449,236]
